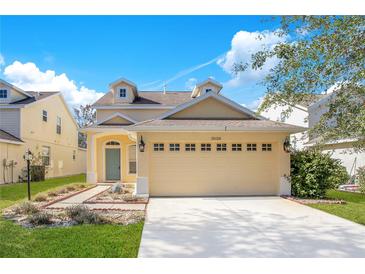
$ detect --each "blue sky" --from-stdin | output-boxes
[0,16,283,108]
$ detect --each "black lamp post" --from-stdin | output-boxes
[139,136,145,152]
[23,149,33,201]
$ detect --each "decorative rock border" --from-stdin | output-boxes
[282,195,346,205]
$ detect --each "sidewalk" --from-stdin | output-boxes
[46,185,146,210]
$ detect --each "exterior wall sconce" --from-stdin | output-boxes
[283,137,291,153]
[139,136,145,152]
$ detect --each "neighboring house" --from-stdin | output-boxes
[307,93,365,176]
[0,79,86,184]
[82,78,304,196]
[260,95,324,150]
[261,91,365,175]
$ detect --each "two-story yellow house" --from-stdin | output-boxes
[82,77,305,197]
[0,79,86,184]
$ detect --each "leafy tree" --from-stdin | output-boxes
[74,104,96,148]
[235,16,365,150]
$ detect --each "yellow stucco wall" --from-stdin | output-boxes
[136,131,290,196]
[170,97,251,119]
[0,94,86,184]
[96,108,168,122]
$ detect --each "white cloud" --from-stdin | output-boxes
[3,61,104,107]
[185,77,197,90]
[218,30,288,88]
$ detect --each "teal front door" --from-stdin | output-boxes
[105,148,121,181]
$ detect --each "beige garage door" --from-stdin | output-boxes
[149,143,279,196]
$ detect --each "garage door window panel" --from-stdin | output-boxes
[154,143,164,151]
[201,143,211,151]
[262,144,272,151]
[247,143,257,151]
[216,143,227,151]
[232,144,242,151]
[185,144,196,151]
[169,144,180,151]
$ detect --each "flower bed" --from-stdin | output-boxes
[283,196,346,205]
[3,203,144,228]
[85,189,148,204]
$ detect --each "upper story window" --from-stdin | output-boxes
[56,116,62,134]
[119,88,127,98]
[0,89,8,99]
[262,144,272,151]
[42,110,48,122]
[205,88,213,93]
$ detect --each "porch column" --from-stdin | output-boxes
[87,133,97,183]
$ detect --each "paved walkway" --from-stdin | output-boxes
[139,197,365,258]
[46,185,146,210]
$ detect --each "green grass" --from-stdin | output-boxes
[310,190,365,225]
[0,174,143,258]
[0,174,86,209]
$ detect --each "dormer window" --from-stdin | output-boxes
[119,88,127,98]
[205,88,212,93]
[0,89,8,99]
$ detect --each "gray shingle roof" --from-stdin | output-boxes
[130,119,306,133]
[0,129,23,143]
[93,91,192,107]
[10,91,59,105]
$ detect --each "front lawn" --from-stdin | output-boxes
[0,174,86,209]
[310,190,365,225]
[0,174,143,258]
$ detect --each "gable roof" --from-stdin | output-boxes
[10,91,59,105]
[93,91,192,108]
[0,79,33,98]
[0,129,24,144]
[97,112,138,125]
[157,91,264,120]
[191,78,223,98]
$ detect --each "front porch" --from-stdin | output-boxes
[86,130,137,186]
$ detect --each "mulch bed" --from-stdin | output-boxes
[85,189,149,204]
[282,196,346,205]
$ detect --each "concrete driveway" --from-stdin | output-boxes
[138,197,365,257]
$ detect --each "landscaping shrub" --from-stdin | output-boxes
[290,149,349,198]
[55,188,67,195]
[66,186,76,192]
[28,212,53,225]
[357,166,365,194]
[34,194,48,202]
[65,205,107,224]
[47,191,58,197]
[14,202,39,215]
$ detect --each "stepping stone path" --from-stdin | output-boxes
[46,185,146,210]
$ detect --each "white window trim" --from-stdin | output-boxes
[116,86,129,100]
[0,89,8,99]
[127,144,137,175]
